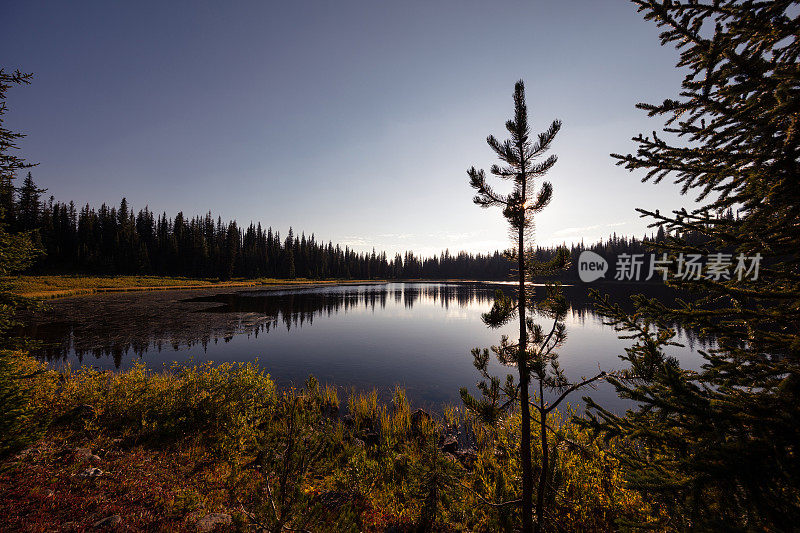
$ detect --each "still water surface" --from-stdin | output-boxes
[23,282,705,412]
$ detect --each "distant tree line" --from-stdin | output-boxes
[1,173,399,280]
[1,172,700,281]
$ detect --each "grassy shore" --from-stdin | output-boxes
[3,275,377,299]
[0,356,665,531]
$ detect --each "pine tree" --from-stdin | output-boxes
[219,221,239,281]
[285,228,296,279]
[460,81,603,532]
[16,172,45,232]
[581,2,800,529]
[0,68,44,457]
[0,174,15,227]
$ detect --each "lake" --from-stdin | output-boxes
[19,281,706,413]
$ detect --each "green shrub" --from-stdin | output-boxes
[0,351,49,457]
[53,361,276,457]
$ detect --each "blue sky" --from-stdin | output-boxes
[2,0,696,257]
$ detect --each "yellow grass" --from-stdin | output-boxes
[1,356,663,531]
[4,275,373,299]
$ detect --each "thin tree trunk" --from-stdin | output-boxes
[518,221,533,533]
[535,379,547,533]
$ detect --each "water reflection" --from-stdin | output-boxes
[18,282,706,410]
[191,283,501,328]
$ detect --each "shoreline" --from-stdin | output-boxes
[5,275,389,300]
[7,274,669,300]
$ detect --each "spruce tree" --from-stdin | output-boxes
[582,1,800,529]
[461,80,604,533]
[0,68,44,457]
[16,171,45,231]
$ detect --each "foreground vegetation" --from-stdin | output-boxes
[0,356,664,532]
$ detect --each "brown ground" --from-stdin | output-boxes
[0,432,239,532]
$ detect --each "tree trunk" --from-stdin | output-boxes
[535,380,547,533]
[518,223,533,533]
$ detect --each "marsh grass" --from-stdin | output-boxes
[1,355,666,531]
[3,275,375,298]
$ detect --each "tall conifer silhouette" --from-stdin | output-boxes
[461,81,604,532]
